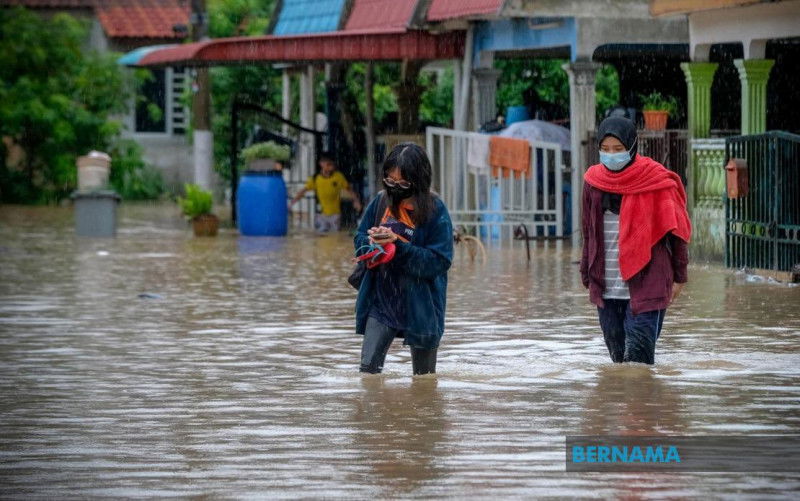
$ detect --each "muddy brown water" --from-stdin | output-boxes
[1,203,799,498]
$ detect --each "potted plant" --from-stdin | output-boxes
[241,141,291,172]
[178,184,219,237]
[640,92,678,130]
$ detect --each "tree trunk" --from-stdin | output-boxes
[396,59,426,134]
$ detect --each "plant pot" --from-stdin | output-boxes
[192,213,219,237]
[246,158,278,172]
[643,110,669,130]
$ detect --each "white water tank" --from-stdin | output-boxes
[76,151,111,191]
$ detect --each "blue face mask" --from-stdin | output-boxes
[599,138,637,171]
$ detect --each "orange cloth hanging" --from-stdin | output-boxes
[489,136,531,178]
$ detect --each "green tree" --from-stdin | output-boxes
[206,0,279,182]
[0,7,150,203]
[495,58,619,122]
[420,68,454,126]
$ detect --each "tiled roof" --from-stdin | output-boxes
[1,0,190,39]
[272,0,347,35]
[343,0,418,31]
[0,0,93,6]
[95,1,190,39]
[426,0,504,21]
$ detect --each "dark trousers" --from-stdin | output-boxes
[360,316,437,375]
[597,299,666,365]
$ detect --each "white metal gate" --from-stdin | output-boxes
[425,126,565,242]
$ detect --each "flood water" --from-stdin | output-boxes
[1,203,799,498]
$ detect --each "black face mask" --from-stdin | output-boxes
[385,184,412,201]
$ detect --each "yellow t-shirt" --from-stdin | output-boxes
[305,171,349,216]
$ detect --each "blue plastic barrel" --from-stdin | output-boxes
[505,105,530,125]
[237,171,288,236]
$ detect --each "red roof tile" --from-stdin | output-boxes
[0,0,94,6]
[426,0,504,21]
[343,0,418,31]
[2,0,190,39]
[96,1,190,39]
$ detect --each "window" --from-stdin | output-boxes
[133,67,188,135]
[135,68,166,133]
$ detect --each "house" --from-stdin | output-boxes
[1,0,193,189]
[650,0,800,270]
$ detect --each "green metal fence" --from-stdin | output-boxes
[725,131,800,272]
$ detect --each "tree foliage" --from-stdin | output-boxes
[0,7,156,203]
[207,0,280,181]
[495,58,620,121]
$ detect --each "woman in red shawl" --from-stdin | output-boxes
[580,117,691,364]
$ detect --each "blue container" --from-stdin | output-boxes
[506,105,530,125]
[237,171,288,236]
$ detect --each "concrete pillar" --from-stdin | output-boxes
[734,59,775,135]
[681,62,718,139]
[299,64,315,181]
[562,61,601,247]
[453,60,462,128]
[454,24,474,131]
[281,69,291,137]
[193,130,213,191]
[472,68,501,129]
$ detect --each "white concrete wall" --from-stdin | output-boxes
[124,134,193,190]
[504,0,654,19]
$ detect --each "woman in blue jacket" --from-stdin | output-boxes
[354,143,453,375]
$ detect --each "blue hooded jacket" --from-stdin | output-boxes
[354,193,453,349]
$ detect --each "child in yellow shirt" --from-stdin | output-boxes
[290,154,362,232]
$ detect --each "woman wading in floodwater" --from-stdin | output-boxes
[581,117,691,365]
[354,143,453,374]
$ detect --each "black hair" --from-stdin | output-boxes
[318,152,336,165]
[382,142,436,225]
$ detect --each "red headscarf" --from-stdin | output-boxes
[584,155,691,280]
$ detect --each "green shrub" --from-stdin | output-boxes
[640,92,678,115]
[241,141,291,163]
[0,8,134,203]
[108,139,165,200]
[178,184,213,219]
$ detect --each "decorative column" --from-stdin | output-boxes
[682,62,719,218]
[472,67,501,128]
[734,59,775,135]
[681,62,718,139]
[563,61,601,247]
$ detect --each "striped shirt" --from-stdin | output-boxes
[603,210,630,300]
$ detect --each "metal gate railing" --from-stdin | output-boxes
[425,127,565,243]
[726,131,800,273]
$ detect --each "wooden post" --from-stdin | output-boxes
[365,62,377,198]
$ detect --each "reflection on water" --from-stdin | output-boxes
[351,377,446,493]
[1,203,799,497]
[581,365,686,436]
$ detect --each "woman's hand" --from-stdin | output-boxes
[670,282,685,304]
[368,226,398,245]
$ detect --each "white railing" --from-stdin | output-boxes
[426,126,565,243]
